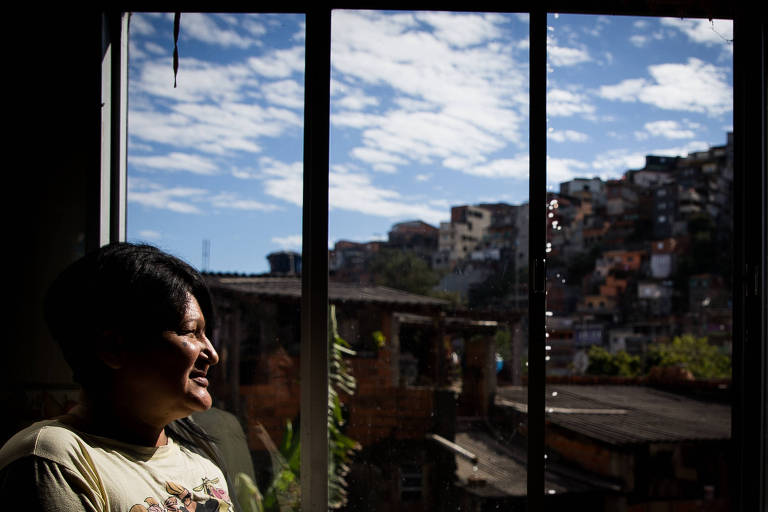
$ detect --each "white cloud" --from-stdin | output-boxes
[129,13,157,36]
[261,79,304,109]
[180,13,258,48]
[351,147,406,173]
[629,29,666,48]
[598,78,646,101]
[248,46,305,78]
[548,41,590,67]
[636,120,700,140]
[548,129,589,143]
[463,155,529,179]
[260,158,304,206]
[581,16,611,37]
[590,140,711,177]
[598,58,732,117]
[661,18,733,47]
[130,101,301,156]
[129,20,306,165]
[328,170,447,224]
[144,41,166,56]
[134,58,256,103]
[210,192,280,211]
[415,12,504,48]
[547,88,596,117]
[334,89,379,111]
[129,177,281,214]
[547,157,591,184]
[591,149,647,176]
[629,34,649,47]
[128,178,207,214]
[272,234,302,249]
[243,18,267,38]
[651,141,710,157]
[330,10,528,176]
[137,229,162,240]
[130,152,220,175]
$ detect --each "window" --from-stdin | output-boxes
[8,4,766,512]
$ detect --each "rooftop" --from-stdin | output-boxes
[495,384,730,445]
[206,275,449,309]
[452,424,621,497]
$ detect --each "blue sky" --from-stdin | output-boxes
[127,11,733,273]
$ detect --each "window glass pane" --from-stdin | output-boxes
[329,10,529,510]
[543,14,733,510]
[128,13,305,509]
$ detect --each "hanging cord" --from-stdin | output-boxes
[173,12,181,87]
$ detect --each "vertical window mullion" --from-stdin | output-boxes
[732,11,768,512]
[301,6,332,512]
[114,12,129,243]
[527,7,547,508]
[99,10,129,250]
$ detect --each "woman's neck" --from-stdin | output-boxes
[59,391,169,447]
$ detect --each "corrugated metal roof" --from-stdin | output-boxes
[206,275,449,308]
[454,430,528,497]
[495,385,730,445]
[452,427,620,497]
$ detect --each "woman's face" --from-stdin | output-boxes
[116,293,219,422]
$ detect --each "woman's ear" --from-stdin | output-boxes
[98,330,125,369]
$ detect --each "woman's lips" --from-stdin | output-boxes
[191,374,209,386]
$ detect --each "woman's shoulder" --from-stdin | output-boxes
[0,419,86,469]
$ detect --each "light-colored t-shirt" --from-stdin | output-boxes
[0,420,232,512]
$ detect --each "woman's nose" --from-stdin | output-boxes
[202,334,220,366]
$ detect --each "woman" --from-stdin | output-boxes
[0,243,235,511]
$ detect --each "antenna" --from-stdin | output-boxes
[202,239,210,271]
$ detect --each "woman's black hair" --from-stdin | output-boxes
[44,242,215,388]
[44,242,240,510]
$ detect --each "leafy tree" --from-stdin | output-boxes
[585,335,731,380]
[467,262,525,310]
[367,249,442,296]
[646,334,731,379]
[586,345,642,377]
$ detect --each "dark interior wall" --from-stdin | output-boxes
[3,11,99,439]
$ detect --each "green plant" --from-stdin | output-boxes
[586,345,642,377]
[371,330,386,349]
[234,473,264,512]
[646,334,731,379]
[244,306,360,512]
[264,419,301,511]
[328,305,362,509]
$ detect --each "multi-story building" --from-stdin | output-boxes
[559,177,605,206]
[329,239,385,282]
[437,205,492,267]
[387,220,439,261]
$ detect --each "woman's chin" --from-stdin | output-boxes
[181,390,213,415]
